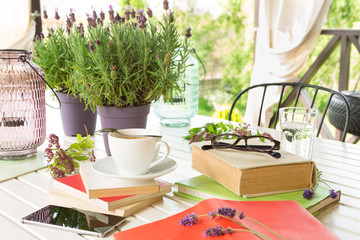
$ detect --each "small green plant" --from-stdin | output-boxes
[45,134,95,179]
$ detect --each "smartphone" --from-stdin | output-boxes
[21,205,126,238]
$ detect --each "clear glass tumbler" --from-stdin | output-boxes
[279,107,318,160]
[0,50,46,159]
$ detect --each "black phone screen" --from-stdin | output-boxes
[22,205,126,237]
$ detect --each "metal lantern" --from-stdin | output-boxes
[0,49,46,159]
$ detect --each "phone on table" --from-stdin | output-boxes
[21,205,126,238]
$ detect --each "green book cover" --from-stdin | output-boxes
[174,175,340,214]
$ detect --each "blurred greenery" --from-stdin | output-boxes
[174,0,360,119]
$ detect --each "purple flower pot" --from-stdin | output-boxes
[56,92,97,136]
[97,104,150,156]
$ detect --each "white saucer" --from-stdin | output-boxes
[91,155,177,180]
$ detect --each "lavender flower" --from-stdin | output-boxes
[69,8,76,23]
[179,213,198,226]
[303,188,314,199]
[146,5,153,18]
[54,8,60,20]
[97,17,103,26]
[115,12,121,23]
[168,8,174,23]
[238,211,245,219]
[329,189,339,199]
[124,7,130,21]
[95,38,101,46]
[88,43,95,52]
[92,6,97,19]
[66,27,70,35]
[217,207,236,218]
[100,9,105,20]
[43,7,48,19]
[203,226,224,237]
[131,22,137,29]
[208,211,217,219]
[185,26,192,38]
[130,7,136,19]
[66,15,73,28]
[163,0,169,10]
[109,5,114,21]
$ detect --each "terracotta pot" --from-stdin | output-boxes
[56,92,97,136]
[97,104,150,155]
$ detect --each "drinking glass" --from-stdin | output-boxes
[279,107,318,160]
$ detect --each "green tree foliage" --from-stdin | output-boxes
[176,0,359,118]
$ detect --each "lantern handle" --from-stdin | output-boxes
[190,48,206,85]
[19,55,61,109]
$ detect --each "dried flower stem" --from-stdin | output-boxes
[198,214,277,240]
[245,216,286,240]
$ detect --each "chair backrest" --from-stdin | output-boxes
[228,82,351,142]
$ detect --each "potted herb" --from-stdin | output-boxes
[68,3,192,155]
[33,9,97,136]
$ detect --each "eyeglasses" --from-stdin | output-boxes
[201,133,281,158]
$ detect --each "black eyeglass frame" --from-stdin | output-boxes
[210,133,280,153]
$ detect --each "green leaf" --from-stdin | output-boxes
[77,134,82,142]
[69,143,82,153]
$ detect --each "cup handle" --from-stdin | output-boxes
[149,140,170,168]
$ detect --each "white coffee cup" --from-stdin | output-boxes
[108,128,170,176]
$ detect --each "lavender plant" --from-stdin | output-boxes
[69,4,191,111]
[33,2,192,111]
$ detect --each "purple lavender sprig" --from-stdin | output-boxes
[179,207,285,239]
[108,5,114,21]
[329,189,339,199]
[185,26,192,38]
[178,213,198,226]
[303,188,315,199]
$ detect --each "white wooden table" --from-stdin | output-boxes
[0,106,360,240]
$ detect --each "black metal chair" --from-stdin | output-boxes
[228,82,351,142]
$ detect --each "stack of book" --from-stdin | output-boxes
[176,141,341,214]
[47,161,171,217]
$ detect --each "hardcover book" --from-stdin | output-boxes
[78,161,160,198]
[191,141,317,197]
[174,175,340,214]
[113,199,340,239]
[52,174,171,210]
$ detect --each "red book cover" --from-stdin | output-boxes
[53,174,171,210]
[114,198,340,240]
[54,174,134,202]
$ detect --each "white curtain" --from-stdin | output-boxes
[244,0,332,127]
[0,0,35,50]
